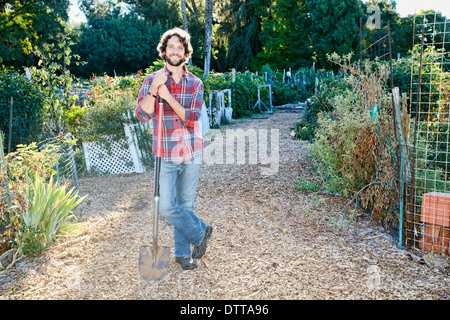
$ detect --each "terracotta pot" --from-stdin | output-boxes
[420,192,450,255]
[419,224,450,255]
[421,192,450,227]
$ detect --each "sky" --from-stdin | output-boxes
[394,0,450,17]
[68,0,450,24]
[68,0,86,24]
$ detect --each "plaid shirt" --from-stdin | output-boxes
[136,65,204,163]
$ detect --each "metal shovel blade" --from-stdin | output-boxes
[138,244,170,281]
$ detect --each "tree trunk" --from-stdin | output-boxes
[203,0,213,76]
[181,0,189,32]
[181,0,192,65]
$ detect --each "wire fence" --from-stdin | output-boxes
[1,93,80,190]
[403,13,450,255]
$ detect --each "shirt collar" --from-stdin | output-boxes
[164,64,188,79]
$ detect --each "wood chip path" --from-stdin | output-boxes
[1,109,449,300]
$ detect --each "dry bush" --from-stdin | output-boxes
[311,53,399,227]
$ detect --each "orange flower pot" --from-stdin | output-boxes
[420,192,450,255]
[419,224,450,255]
[421,192,450,227]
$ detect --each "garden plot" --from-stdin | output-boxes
[0,111,449,300]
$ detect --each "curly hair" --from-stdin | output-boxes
[157,27,193,63]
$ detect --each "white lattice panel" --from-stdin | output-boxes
[82,106,209,176]
[83,137,138,175]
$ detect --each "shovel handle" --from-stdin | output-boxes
[153,96,164,247]
[154,96,164,198]
[156,97,163,158]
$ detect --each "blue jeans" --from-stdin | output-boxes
[157,160,207,258]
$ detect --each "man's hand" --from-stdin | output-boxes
[149,69,169,95]
[157,84,172,102]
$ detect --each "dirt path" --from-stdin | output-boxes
[1,110,449,300]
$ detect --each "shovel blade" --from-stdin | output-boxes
[138,245,170,281]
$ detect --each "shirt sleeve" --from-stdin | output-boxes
[184,79,204,128]
[136,74,155,123]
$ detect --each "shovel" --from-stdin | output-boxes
[138,96,170,281]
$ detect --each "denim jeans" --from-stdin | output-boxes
[157,159,207,258]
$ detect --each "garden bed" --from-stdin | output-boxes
[0,110,449,300]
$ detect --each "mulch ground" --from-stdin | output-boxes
[1,109,449,300]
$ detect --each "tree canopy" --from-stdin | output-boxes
[0,0,70,67]
[1,0,448,75]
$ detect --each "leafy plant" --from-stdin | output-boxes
[17,173,86,256]
[5,142,60,184]
[29,34,84,135]
[81,74,143,144]
[310,53,398,226]
[294,176,321,192]
[0,70,47,151]
[1,137,73,256]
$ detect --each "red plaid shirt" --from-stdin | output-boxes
[136,65,204,163]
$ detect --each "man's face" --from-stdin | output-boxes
[164,36,186,67]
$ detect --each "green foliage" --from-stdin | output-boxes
[413,134,450,202]
[216,0,270,71]
[0,0,70,68]
[0,69,47,150]
[18,225,45,257]
[123,0,181,28]
[309,54,398,226]
[0,137,72,256]
[305,0,364,69]
[81,73,143,143]
[393,45,450,176]
[292,71,351,141]
[272,83,306,106]
[29,34,83,135]
[252,0,311,70]
[293,176,321,192]
[5,142,60,184]
[62,104,88,139]
[17,173,86,256]
[71,13,166,77]
[204,71,266,118]
[310,91,374,196]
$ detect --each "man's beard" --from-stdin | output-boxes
[165,54,185,67]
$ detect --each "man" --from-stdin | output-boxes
[136,28,212,270]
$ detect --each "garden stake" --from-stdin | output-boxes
[138,96,170,281]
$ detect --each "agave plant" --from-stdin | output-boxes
[18,173,86,255]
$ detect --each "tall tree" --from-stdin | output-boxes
[361,0,402,57]
[71,12,164,77]
[253,0,312,71]
[306,0,364,69]
[181,0,189,32]
[78,0,114,20]
[124,0,206,67]
[203,0,213,76]
[0,0,70,68]
[217,0,270,71]
[124,0,180,27]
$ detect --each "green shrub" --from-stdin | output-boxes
[272,83,307,106]
[204,71,265,118]
[81,74,143,144]
[292,75,351,142]
[0,70,47,150]
[17,173,86,256]
[310,54,398,226]
[1,138,78,257]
